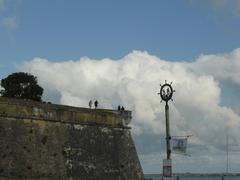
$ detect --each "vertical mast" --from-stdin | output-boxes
[226,134,229,174]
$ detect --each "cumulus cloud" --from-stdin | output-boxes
[18,49,240,172]
[190,48,240,85]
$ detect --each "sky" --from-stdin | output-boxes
[1,0,240,174]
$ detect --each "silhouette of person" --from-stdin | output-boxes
[118,105,121,111]
[121,106,125,111]
[167,88,170,96]
[94,100,98,109]
[89,100,92,109]
[162,89,166,98]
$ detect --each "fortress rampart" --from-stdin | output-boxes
[0,97,132,127]
[0,97,143,179]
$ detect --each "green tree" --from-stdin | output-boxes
[0,72,44,101]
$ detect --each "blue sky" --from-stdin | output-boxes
[1,0,240,174]
[1,0,240,75]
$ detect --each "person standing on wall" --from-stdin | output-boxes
[94,100,98,109]
[89,100,92,109]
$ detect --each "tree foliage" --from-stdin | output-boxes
[0,72,44,101]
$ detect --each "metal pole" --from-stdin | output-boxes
[221,175,224,180]
[159,81,174,180]
[226,135,229,174]
[165,102,171,160]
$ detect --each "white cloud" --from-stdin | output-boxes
[0,0,20,41]
[190,0,240,18]
[0,0,6,12]
[1,16,16,30]
[190,48,240,85]
[209,0,228,8]
[18,49,240,173]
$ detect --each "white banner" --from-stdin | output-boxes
[172,138,187,154]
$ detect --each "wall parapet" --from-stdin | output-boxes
[0,97,131,128]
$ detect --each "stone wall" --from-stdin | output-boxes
[0,97,144,179]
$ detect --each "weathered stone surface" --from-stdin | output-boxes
[0,97,143,179]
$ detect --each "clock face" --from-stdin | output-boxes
[160,83,173,102]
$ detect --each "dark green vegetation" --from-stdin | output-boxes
[0,72,43,101]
